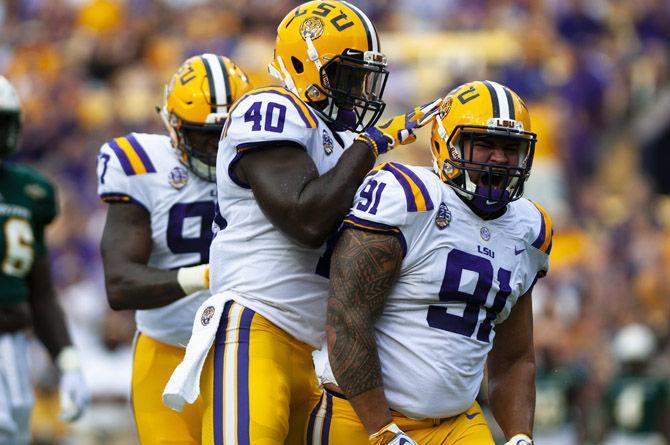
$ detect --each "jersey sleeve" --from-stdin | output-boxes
[529,201,553,277]
[343,163,435,257]
[96,134,155,211]
[221,87,318,153]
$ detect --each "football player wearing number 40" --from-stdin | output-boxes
[319,80,553,445]
[97,54,252,444]
[0,76,89,445]
[161,1,441,444]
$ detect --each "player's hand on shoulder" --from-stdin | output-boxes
[356,98,442,157]
[56,347,90,422]
[368,422,418,445]
[504,434,533,445]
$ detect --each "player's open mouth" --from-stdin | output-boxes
[480,172,504,188]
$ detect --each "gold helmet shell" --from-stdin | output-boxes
[431,80,537,209]
[269,1,388,131]
[160,54,253,181]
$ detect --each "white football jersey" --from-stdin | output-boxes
[97,133,216,347]
[209,86,355,349]
[323,162,552,419]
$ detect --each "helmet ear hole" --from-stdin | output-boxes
[291,57,304,74]
[433,140,440,152]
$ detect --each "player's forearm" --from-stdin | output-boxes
[327,317,392,433]
[289,141,375,247]
[104,264,186,310]
[30,295,73,359]
[27,255,73,357]
[326,309,391,433]
[488,357,536,439]
[326,304,384,398]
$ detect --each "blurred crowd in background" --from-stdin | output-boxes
[1,0,670,443]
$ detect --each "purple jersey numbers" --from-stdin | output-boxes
[244,101,262,131]
[212,200,227,233]
[356,179,386,215]
[265,103,286,132]
[427,249,512,343]
[244,101,287,133]
[97,153,111,184]
[167,201,215,263]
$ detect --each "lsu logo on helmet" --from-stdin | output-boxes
[159,54,253,182]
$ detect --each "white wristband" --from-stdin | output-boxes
[56,346,81,372]
[177,264,209,295]
[505,434,533,445]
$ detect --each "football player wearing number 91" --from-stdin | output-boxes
[161,1,441,444]
[97,54,252,444]
[0,75,89,444]
[322,81,552,445]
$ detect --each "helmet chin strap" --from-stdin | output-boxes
[158,106,181,154]
[442,162,476,202]
[462,170,478,197]
[304,34,336,119]
[268,56,298,96]
[304,35,323,71]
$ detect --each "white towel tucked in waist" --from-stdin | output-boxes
[162,292,229,412]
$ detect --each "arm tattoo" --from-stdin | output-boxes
[327,228,403,398]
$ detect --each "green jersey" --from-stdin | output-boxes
[535,365,586,431]
[606,374,670,434]
[0,162,57,306]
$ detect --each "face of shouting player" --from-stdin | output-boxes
[461,134,523,190]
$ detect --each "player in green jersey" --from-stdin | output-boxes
[605,324,670,445]
[0,75,88,444]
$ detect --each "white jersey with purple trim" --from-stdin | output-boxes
[96,132,216,347]
[210,86,356,349]
[337,162,552,419]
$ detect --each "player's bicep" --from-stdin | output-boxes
[100,203,152,269]
[237,144,319,229]
[329,228,403,322]
[489,288,534,369]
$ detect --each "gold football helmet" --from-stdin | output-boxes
[431,80,537,212]
[269,0,388,131]
[160,54,253,181]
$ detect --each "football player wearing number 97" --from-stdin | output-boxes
[161,1,442,444]
[0,75,89,444]
[97,54,252,444]
[324,81,552,445]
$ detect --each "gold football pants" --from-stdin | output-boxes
[201,301,321,445]
[132,333,203,444]
[307,389,494,445]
